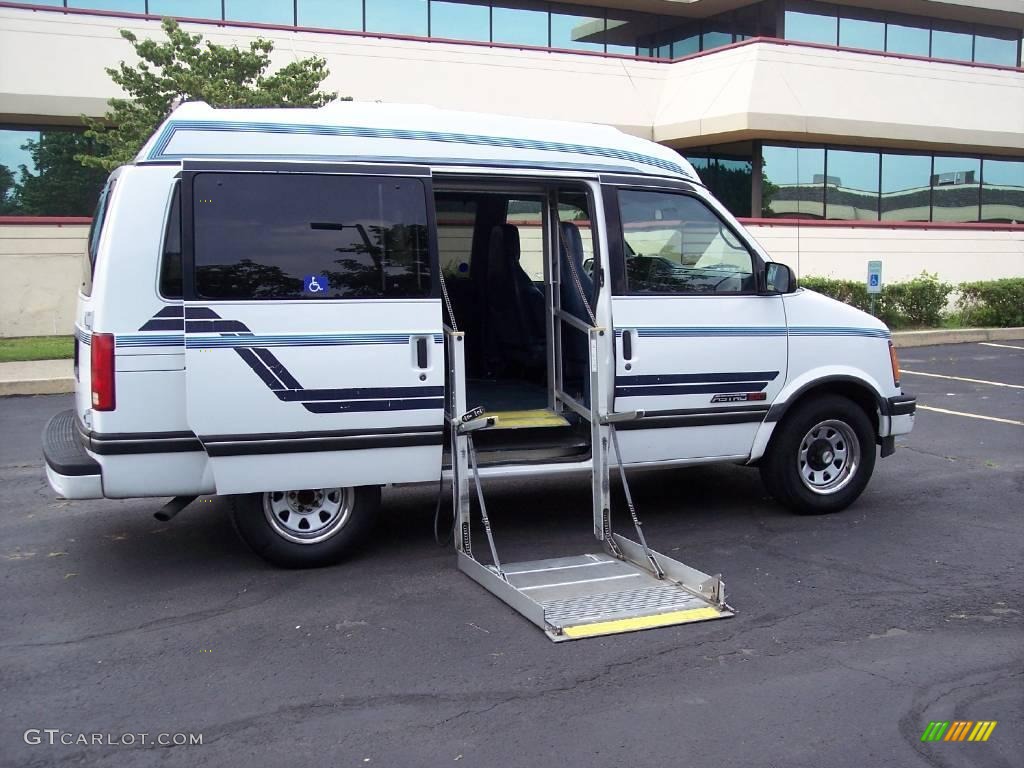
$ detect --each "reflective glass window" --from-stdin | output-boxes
[492,1,548,47]
[839,17,884,51]
[734,1,778,40]
[224,0,294,25]
[881,153,931,222]
[663,19,700,57]
[68,1,145,11]
[981,159,1024,223]
[149,1,221,19]
[931,156,980,222]
[931,24,973,62]
[604,9,662,56]
[618,190,755,295]
[366,0,428,36]
[973,28,1019,66]
[711,157,753,219]
[193,173,432,300]
[551,5,605,52]
[825,149,879,220]
[684,155,711,185]
[885,19,930,56]
[702,26,734,51]
[430,1,490,42]
[784,2,837,46]
[0,127,108,216]
[297,0,363,30]
[761,145,825,218]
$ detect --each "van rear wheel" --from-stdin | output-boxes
[230,486,380,568]
[760,394,875,515]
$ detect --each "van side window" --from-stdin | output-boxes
[81,179,114,297]
[617,190,755,295]
[192,173,432,300]
[159,184,182,299]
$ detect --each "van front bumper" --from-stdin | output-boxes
[42,409,104,499]
[880,394,916,457]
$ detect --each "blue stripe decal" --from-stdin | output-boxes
[116,334,185,348]
[615,326,889,340]
[185,333,443,349]
[147,120,690,177]
[74,327,92,346]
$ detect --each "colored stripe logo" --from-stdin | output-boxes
[921,721,997,742]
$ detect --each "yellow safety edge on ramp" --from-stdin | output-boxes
[560,606,727,640]
[488,409,570,430]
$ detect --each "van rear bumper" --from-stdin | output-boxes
[42,409,104,499]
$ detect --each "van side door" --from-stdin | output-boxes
[603,179,787,463]
[180,162,444,494]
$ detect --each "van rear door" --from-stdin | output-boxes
[180,162,443,494]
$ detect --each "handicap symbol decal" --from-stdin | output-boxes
[304,274,328,294]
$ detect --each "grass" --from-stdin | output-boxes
[0,335,74,363]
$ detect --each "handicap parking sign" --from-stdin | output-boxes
[304,274,328,294]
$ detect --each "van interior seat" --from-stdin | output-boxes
[484,224,545,375]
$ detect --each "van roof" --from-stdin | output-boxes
[137,101,697,181]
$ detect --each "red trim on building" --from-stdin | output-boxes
[737,218,1024,231]
[0,1,1021,72]
[0,216,92,225]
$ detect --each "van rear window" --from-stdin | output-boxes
[81,178,114,297]
[192,173,432,300]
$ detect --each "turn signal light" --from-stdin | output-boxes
[91,333,116,411]
[888,341,901,388]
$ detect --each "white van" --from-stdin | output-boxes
[44,102,915,589]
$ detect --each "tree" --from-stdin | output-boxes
[78,18,340,171]
[16,131,108,216]
[0,164,15,215]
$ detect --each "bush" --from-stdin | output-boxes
[881,272,954,328]
[796,277,872,313]
[956,278,1024,328]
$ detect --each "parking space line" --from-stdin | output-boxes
[901,370,1024,390]
[917,405,1024,427]
[979,342,1024,351]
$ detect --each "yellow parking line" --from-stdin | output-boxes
[918,405,1024,427]
[901,370,1024,390]
[980,342,1024,351]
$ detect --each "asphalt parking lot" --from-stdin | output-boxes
[1,342,1021,768]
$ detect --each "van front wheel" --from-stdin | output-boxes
[230,486,380,568]
[760,395,876,515]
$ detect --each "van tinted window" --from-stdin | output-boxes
[159,184,182,299]
[81,179,114,297]
[192,173,432,300]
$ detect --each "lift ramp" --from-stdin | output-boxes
[446,325,733,642]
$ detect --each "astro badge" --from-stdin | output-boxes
[304,275,328,294]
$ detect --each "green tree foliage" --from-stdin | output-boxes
[0,164,16,215]
[78,18,340,171]
[16,132,109,215]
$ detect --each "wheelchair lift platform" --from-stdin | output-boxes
[446,325,734,642]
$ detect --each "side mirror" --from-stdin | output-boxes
[764,262,796,294]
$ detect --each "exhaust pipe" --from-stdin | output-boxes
[154,495,197,522]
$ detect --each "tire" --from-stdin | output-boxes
[759,394,876,515]
[229,485,380,568]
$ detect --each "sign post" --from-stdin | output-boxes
[867,260,883,317]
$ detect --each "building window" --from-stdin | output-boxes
[838,14,884,52]
[930,23,974,63]
[148,0,222,19]
[884,17,930,57]
[761,145,825,218]
[973,26,1020,67]
[684,150,753,219]
[604,8,663,57]
[297,0,363,31]
[784,1,837,46]
[0,127,108,217]
[825,149,880,221]
[881,153,931,222]
[365,0,429,36]
[67,0,145,12]
[429,1,490,42]
[223,0,295,26]
[981,159,1024,224]
[550,4,605,53]
[931,156,981,223]
[491,1,549,48]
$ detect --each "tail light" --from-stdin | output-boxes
[91,333,116,411]
[888,341,901,388]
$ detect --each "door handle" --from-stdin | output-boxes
[415,336,429,369]
[621,329,633,361]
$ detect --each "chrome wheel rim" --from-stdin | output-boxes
[797,419,860,495]
[263,488,353,544]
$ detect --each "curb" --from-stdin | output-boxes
[891,327,1024,348]
[0,377,76,397]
